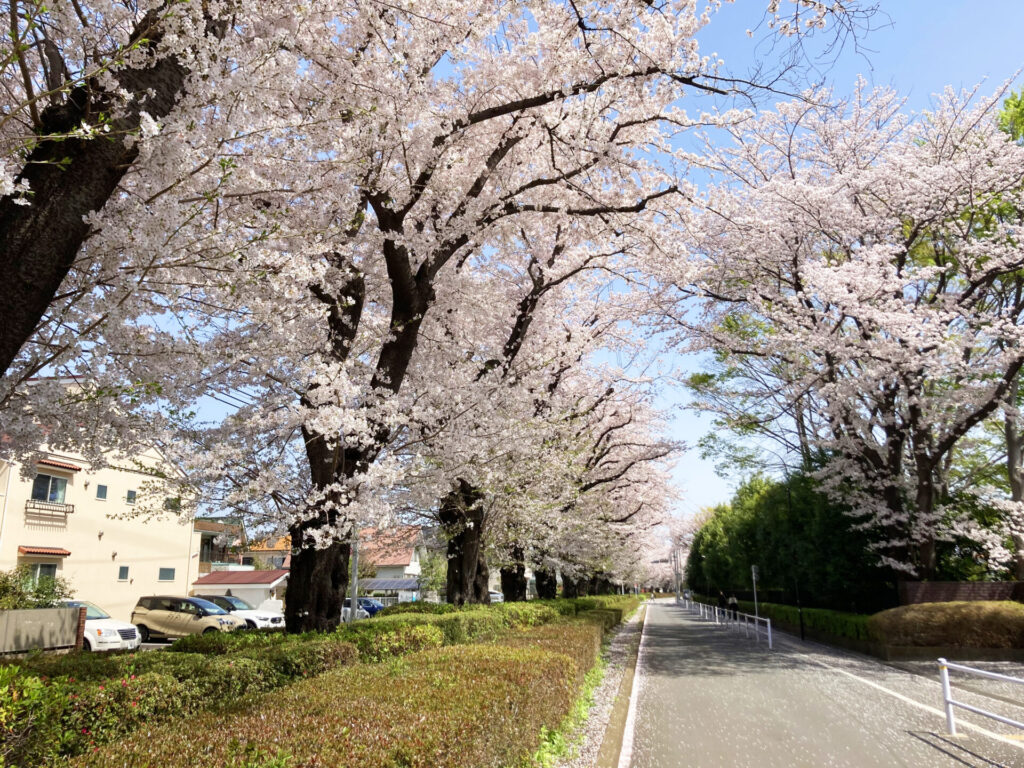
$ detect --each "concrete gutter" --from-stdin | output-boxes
[595,602,647,768]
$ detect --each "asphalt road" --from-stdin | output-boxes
[628,601,1024,768]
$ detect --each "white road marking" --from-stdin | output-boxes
[798,650,1024,752]
[617,603,650,768]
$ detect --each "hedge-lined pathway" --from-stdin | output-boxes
[626,600,1024,768]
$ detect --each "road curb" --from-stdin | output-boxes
[595,602,648,768]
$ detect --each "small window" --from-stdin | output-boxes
[118,566,129,581]
[31,474,67,503]
[163,497,181,512]
[96,484,108,500]
[158,567,175,581]
[125,489,137,505]
[30,562,58,581]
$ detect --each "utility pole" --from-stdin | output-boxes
[346,532,360,625]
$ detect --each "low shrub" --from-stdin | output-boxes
[868,601,1024,648]
[2,638,357,766]
[169,627,289,655]
[342,623,444,662]
[377,601,458,617]
[75,644,581,768]
[494,621,603,690]
[491,601,559,627]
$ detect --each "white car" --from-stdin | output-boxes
[488,591,505,603]
[196,594,285,629]
[64,600,141,652]
[342,599,370,621]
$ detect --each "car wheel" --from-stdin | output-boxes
[246,620,257,630]
[82,637,92,652]
[137,625,150,643]
[203,627,219,635]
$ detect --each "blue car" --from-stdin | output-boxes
[357,597,385,617]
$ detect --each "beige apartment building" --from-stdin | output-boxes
[0,448,196,621]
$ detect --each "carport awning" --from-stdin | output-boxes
[18,545,71,557]
[360,578,420,591]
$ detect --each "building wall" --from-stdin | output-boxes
[0,450,195,622]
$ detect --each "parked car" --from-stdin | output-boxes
[488,591,504,603]
[194,594,285,629]
[131,596,246,641]
[341,599,370,621]
[357,597,385,617]
[62,600,141,652]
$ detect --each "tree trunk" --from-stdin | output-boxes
[535,567,557,599]
[284,526,350,633]
[500,545,528,602]
[0,12,211,376]
[440,480,486,606]
[1006,377,1024,579]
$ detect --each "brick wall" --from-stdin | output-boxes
[898,581,1024,605]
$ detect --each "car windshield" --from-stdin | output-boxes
[220,596,254,611]
[190,598,227,615]
[66,601,109,620]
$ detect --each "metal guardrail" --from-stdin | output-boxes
[679,596,773,650]
[938,658,1024,736]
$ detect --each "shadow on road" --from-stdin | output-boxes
[908,731,1012,768]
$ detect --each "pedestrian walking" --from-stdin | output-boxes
[717,590,726,617]
[728,593,738,620]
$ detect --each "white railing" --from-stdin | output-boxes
[938,658,1024,736]
[679,597,773,650]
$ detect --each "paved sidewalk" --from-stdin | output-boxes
[628,601,1024,768]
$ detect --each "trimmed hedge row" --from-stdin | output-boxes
[74,610,632,768]
[1,636,358,767]
[75,644,580,768]
[4,597,640,766]
[868,601,1024,648]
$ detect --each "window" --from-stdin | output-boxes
[118,566,129,581]
[163,497,181,512]
[31,474,67,503]
[158,567,175,581]
[126,489,137,505]
[95,484,107,500]
[29,562,58,581]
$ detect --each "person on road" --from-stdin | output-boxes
[728,593,738,619]
[717,590,726,616]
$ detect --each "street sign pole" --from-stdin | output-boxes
[751,564,760,618]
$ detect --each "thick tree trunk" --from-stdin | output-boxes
[440,480,487,606]
[535,567,557,599]
[500,545,527,602]
[0,12,205,376]
[562,577,578,599]
[284,526,350,633]
[1006,378,1024,580]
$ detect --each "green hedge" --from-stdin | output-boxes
[74,644,580,768]
[71,607,631,768]
[1,637,358,766]
[693,596,873,644]
[868,601,1024,648]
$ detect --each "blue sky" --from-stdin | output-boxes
[666,1,1024,518]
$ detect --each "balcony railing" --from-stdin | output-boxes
[25,499,75,516]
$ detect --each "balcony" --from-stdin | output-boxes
[25,499,75,517]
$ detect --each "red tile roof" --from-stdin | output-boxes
[18,545,71,557]
[193,569,289,586]
[194,519,242,535]
[360,525,421,567]
[37,459,81,472]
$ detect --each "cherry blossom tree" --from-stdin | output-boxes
[0,0,876,630]
[666,82,1024,577]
